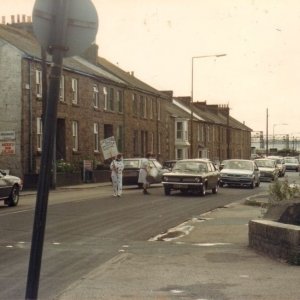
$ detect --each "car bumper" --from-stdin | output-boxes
[220,178,253,186]
[162,182,203,190]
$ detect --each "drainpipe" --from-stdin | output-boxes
[28,59,33,173]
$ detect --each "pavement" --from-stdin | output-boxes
[22,184,300,300]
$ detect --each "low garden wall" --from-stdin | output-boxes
[249,219,300,265]
[23,170,111,189]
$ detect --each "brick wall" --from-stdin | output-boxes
[249,219,300,265]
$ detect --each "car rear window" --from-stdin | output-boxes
[123,160,140,168]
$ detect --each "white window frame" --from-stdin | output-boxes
[93,85,99,108]
[59,75,65,101]
[36,70,42,98]
[94,123,99,152]
[37,117,43,151]
[72,121,79,151]
[103,87,108,110]
[71,78,78,104]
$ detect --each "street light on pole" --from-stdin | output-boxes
[272,123,288,148]
[190,53,227,158]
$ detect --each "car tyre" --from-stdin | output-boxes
[250,180,255,189]
[255,179,260,187]
[219,182,224,188]
[164,187,171,196]
[200,184,206,196]
[7,185,19,207]
[212,183,218,194]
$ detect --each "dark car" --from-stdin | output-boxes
[161,159,220,196]
[0,169,23,206]
[283,157,300,172]
[122,158,168,187]
[219,159,260,188]
[254,158,279,182]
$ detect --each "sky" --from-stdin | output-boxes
[2,0,300,138]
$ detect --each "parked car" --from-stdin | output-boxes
[254,158,279,181]
[219,159,260,188]
[0,169,23,206]
[283,157,300,172]
[267,156,286,177]
[161,159,220,196]
[122,158,168,187]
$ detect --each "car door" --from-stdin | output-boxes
[0,172,11,199]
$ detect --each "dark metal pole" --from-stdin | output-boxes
[25,1,69,299]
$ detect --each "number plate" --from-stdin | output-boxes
[174,184,187,188]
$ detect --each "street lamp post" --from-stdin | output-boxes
[190,53,226,158]
[272,123,288,148]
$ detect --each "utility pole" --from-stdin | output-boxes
[266,108,269,156]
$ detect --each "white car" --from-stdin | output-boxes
[0,169,23,206]
[219,159,260,189]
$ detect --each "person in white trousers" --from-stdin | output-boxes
[138,152,152,195]
[110,153,124,197]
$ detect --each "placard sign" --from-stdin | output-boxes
[0,141,15,155]
[100,136,118,160]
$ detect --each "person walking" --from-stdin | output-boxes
[110,153,124,197]
[138,152,152,195]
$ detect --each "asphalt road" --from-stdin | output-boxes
[0,176,288,299]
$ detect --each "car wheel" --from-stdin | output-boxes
[200,184,206,196]
[8,185,19,207]
[255,179,260,187]
[164,187,171,196]
[219,182,224,188]
[250,180,255,189]
[212,182,218,194]
[137,183,143,189]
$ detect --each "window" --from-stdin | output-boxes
[117,90,123,113]
[36,70,42,98]
[71,78,78,104]
[103,87,108,110]
[198,124,205,142]
[93,85,99,108]
[176,121,188,140]
[37,117,43,151]
[132,93,138,116]
[108,87,114,111]
[94,123,99,151]
[176,149,183,160]
[157,100,161,120]
[133,130,138,155]
[58,75,65,101]
[158,132,161,154]
[206,126,210,143]
[149,98,153,119]
[116,125,123,152]
[150,132,154,153]
[140,95,146,118]
[72,121,78,151]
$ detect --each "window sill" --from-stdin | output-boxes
[72,150,81,155]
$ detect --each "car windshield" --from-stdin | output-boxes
[255,160,275,168]
[285,158,298,163]
[223,160,253,171]
[123,160,140,168]
[173,161,207,173]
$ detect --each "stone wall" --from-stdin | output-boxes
[249,219,300,265]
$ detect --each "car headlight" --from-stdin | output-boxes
[163,176,168,181]
[194,177,201,183]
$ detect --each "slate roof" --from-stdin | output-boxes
[0,24,125,85]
